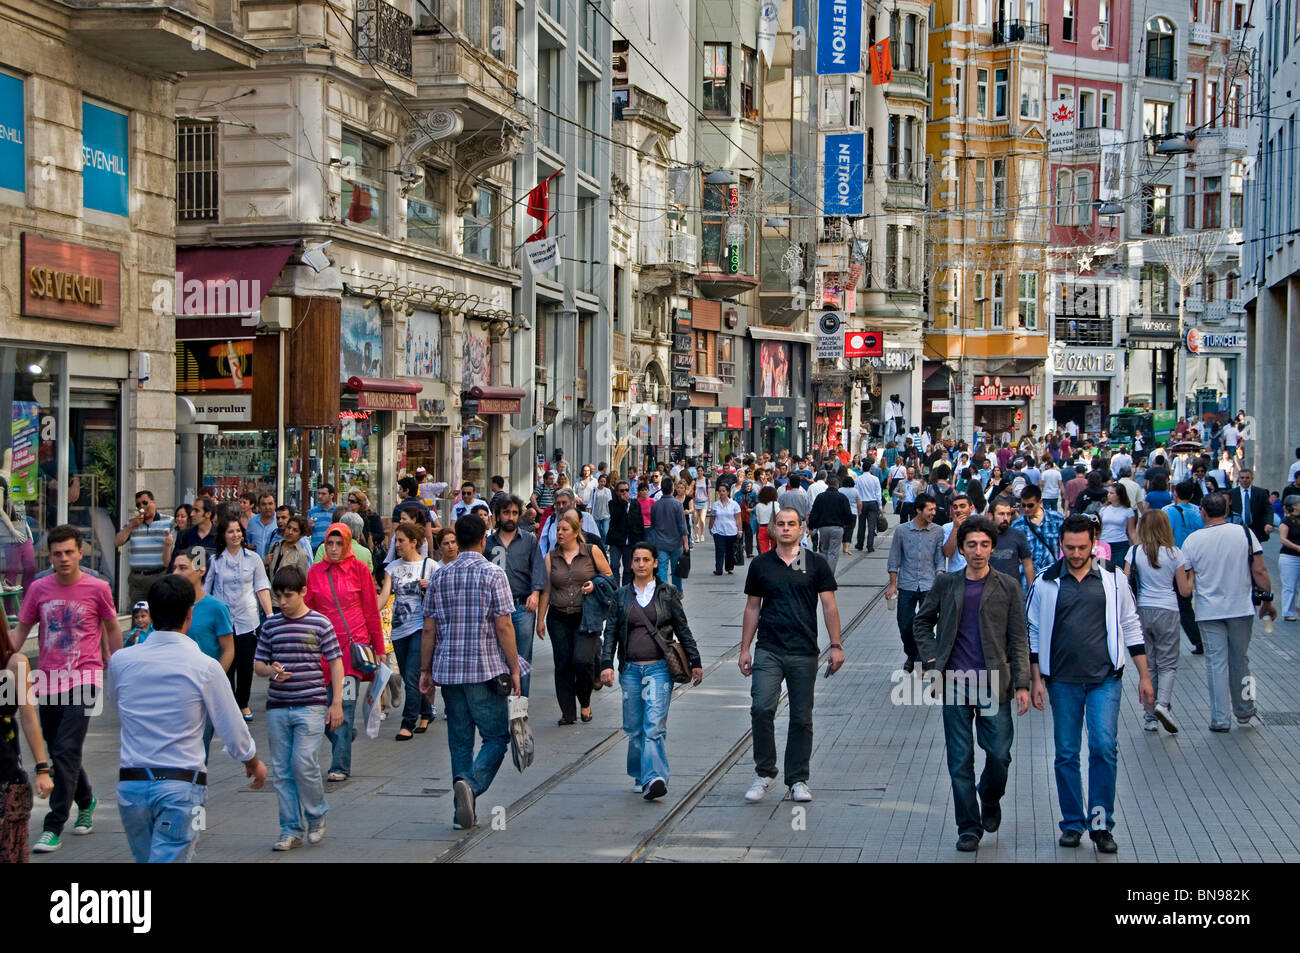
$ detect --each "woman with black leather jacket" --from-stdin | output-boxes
[599,542,702,801]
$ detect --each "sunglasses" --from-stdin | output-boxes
[348,497,360,503]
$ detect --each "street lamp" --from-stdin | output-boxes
[1154,133,1197,156]
[541,399,560,428]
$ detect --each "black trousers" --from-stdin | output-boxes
[855,501,880,550]
[548,610,599,721]
[742,520,755,558]
[228,630,258,710]
[38,692,95,834]
[1177,591,1203,649]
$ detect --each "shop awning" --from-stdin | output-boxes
[466,385,526,415]
[747,327,817,344]
[174,243,297,337]
[343,376,422,411]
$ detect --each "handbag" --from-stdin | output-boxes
[327,566,379,674]
[653,631,693,684]
[675,548,691,579]
[877,511,889,534]
[1244,524,1270,606]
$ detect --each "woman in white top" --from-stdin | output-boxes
[1124,509,1192,734]
[378,523,438,739]
[1098,482,1137,565]
[591,473,613,546]
[708,483,742,575]
[754,485,779,554]
[205,516,272,720]
[383,505,431,563]
[692,470,710,543]
[575,464,598,509]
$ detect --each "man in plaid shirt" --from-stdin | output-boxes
[1012,484,1065,575]
[420,514,524,830]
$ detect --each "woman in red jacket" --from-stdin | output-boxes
[306,523,384,781]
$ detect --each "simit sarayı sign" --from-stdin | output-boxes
[972,375,1039,401]
[823,133,863,215]
[816,0,861,75]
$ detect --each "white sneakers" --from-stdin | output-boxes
[790,782,813,803]
[1143,719,1159,732]
[1153,704,1179,734]
[745,776,779,803]
[307,822,326,845]
[272,835,302,851]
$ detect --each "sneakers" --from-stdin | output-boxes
[744,776,779,803]
[1153,703,1179,734]
[631,782,643,795]
[272,835,302,851]
[956,833,981,852]
[1058,829,1083,848]
[453,778,477,830]
[307,821,326,845]
[72,796,97,834]
[32,831,61,853]
[1142,718,1160,732]
[643,777,668,801]
[789,781,813,803]
[1236,713,1261,728]
[326,771,348,782]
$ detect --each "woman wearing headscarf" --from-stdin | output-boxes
[306,523,384,781]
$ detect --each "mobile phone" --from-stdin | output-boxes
[823,660,834,678]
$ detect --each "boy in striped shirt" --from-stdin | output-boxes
[254,566,344,851]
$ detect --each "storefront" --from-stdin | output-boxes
[814,402,845,454]
[971,374,1040,440]
[1124,315,1182,414]
[461,384,524,492]
[339,376,419,507]
[1184,328,1247,417]
[748,396,809,457]
[1050,346,1122,437]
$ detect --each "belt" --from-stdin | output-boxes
[119,767,207,785]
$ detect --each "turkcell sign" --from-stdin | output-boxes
[82,102,129,217]
[816,0,860,75]
[823,133,863,216]
[0,73,24,193]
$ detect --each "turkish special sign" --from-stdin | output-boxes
[816,0,860,75]
[0,72,24,193]
[477,397,521,414]
[823,133,863,216]
[1186,328,1246,351]
[82,101,129,217]
[20,233,121,326]
[973,375,1039,401]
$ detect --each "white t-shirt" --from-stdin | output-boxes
[1119,477,1145,511]
[942,521,967,573]
[1290,459,1300,483]
[1222,424,1239,447]
[385,556,437,639]
[1098,505,1135,543]
[1182,522,1262,621]
[1125,545,1186,612]
[755,501,776,526]
[1040,468,1063,499]
[710,498,741,536]
[1110,453,1133,479]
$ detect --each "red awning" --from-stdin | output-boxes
[468,385,526,400]
[174,244,296,330]
[342,376,422,411]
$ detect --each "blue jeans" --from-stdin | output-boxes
[266,705,328,838]
[441,681,510,801]
[750,646,819,784]
[656,547,684,593]
[596,517,610,545]
[511,603,536,698]
[116,779,206,863]
[1046,676,1122,833]
[942,698,1014,838]
[619,661,672,787]
[324,676,359,777]
[393,631,434,730]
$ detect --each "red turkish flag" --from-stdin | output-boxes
[526,172,559,242]
[870,39,893,85]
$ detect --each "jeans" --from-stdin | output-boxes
[1045,675,1122,833]
[656,546,685,593]
[1139,606,1181,715]
[265,705,328,838]
[324,676,359,777]
[1199,616,1256,728]
[619,661,672,787]
[896,589,927,663]
[116,779,206,863]
[392,631,434,730]
[1279,556,1300,617]
[609,543,634,586]
[1177,591,1203,649]
[713,532,737,573]
[856,501,880,549]
[228,630,258,711]
[1043,496,1060,512]
[441,681,510,800]
[750,646,819,785]
[942,699,1014,838]
[596,517,610,545]
[37,691,95,835]
[816,526,843,574]
[511,604,536,698]
[547,609,598,721]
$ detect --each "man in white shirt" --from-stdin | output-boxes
[1110,450,1133,481]
[451,482,488,521]
[108,574,266,862]
[806,471,829,504]
[538,489,601,556]
[1222,421,1239,455]
[854,464,883,551]
[1065,419,1079,439]
[1181,493,1276,732]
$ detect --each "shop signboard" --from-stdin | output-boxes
[82,101,129,217]
[931,399,951,414]
[671,391,691,410]
[673,332,692,352]
[671,370,690,390]
[844,330,883,357]
[672,352,693,371]
[1186,328,1247,351]
[816,0,861,75]
[1053,349,1116,374]
[355,388,418,411]
[823,133,864,216]
[972,375,1039,401]
[341,298,383,379]
[20,233,121,326]
[863,350,914,370]
[176,338,254,393]
[0,72,24,193]
[1127,315,1179,341]
[189,393,253,423]
[816,310,845,358]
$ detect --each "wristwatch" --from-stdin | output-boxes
[830,643,844,651]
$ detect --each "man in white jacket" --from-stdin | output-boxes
[1026,514,1153,855]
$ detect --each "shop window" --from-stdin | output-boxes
[337,409,381,507]
[341,129,387,232]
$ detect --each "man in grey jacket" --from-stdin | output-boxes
[913,515,1030,853]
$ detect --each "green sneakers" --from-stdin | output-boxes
[72,796,98,834]
[32,830,61,853]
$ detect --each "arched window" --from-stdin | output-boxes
[1055,170,1073,226]
[1146,18,1176,79]
[1074,170,1093,227]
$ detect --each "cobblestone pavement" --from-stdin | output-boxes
[23,528,1300,863]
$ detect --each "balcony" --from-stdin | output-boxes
[1055,316,1113,346]
[1185,296,1205,313]
[1221,126,1254,153]
[640,231,699,270]
[1229,296,1246,313]
[991,20,1049,45]
[1203,300,1229,323]
[66,2,261,71]
[355,0,412,78]
[1190,23,1212,46]
[1015,214,1045,241]
[1230,27,1255,54]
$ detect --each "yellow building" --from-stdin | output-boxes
[924,2,1051,443]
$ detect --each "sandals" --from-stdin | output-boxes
[557,716,576,726]
[580,708,593,723]
[396,729,414,741]
[413,719,430,734]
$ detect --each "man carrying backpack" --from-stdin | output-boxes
[930,465,956,527]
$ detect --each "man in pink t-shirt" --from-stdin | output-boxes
[9,524,122,853]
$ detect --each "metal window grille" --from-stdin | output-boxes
[177,120,218,222]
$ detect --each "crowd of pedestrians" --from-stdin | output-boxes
[0,427,1291,861]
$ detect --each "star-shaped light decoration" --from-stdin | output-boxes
[1076,253,1094,274]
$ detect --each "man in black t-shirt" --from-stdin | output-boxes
[739,506,842,805]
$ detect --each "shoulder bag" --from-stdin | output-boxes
[675,548,691,579]
[328,566,379,674]
[1244,524,1270,606]
[650,592,692,684]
